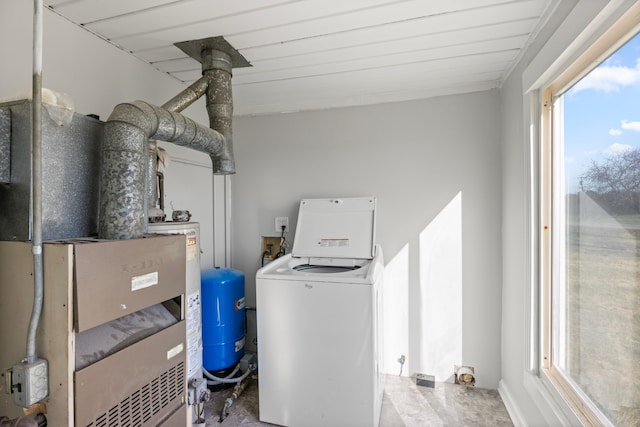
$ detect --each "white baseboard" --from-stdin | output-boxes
[499,379,527,427]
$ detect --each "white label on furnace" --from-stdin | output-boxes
[167,343,184,360]
[318,238,349,247]
[187,292,202,326]
[186,230,197,261]
[131,271,158,291]
[187,331,202,377]
[186,291,203,377]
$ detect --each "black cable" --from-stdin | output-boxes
[277,225,287,257]
[260,250,270,267]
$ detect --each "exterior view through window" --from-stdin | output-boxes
[552,30,640,426]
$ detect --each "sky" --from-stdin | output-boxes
[563,31,640,193]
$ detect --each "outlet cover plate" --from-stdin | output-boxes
[275,217,289,232]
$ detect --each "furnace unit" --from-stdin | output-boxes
[0,235,188,426]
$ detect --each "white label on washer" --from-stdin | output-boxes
[131,271,158,291]
[318,238,349,247]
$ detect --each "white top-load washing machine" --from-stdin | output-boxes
[256,197,384,427]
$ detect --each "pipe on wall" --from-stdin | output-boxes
[26,0,44,365]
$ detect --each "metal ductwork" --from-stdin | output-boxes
[99,37,249,240]
[203,48,235,175]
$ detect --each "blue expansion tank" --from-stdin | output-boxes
[201,267,246,372]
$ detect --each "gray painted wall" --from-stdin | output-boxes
[1,0,504,389]
[232,93,503,388]
[0,0,513,396]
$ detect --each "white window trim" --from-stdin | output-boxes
[532,2,640,425]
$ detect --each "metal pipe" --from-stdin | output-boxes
[0,414,44,427]
[162,75,209,113]
[99,101,228,239]
[146,140,163,223]
[218,373,252,423]
[26,0,43,364]
[100,42,241,240]
[203,49,235,175]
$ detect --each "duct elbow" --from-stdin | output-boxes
[107,101,158,137]
[99,98,237,239]
[212,156,235,175]
[212,139,235,174]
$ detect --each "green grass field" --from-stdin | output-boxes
[565,217,640,426]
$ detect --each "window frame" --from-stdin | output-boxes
[538,5,640,425]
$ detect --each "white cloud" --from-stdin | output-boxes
[621,119,640,131]
[571,58,640,93]
[604,142,633,155]
[609,128,623,136]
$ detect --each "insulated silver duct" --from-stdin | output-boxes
[162,75,209,113]
[203,48,235,175]
[99,100,227,239]
[99,38,250,240]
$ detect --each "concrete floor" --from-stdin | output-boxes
[201,374,513,426]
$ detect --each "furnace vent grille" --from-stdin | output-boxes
[83,362,185,427]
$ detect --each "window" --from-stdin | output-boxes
[540,12,640,427]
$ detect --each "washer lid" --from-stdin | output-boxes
[292,197,376,259]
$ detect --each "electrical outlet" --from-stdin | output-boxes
[275,217,289,232]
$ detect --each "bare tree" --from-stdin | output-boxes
[581,148,640,214]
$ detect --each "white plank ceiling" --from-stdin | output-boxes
[45,0,555,116]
